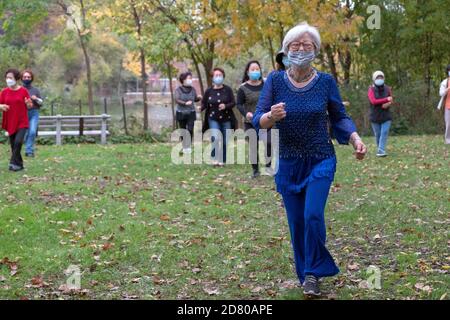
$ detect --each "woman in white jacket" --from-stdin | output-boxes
[437,64,450,144]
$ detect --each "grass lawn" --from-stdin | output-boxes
[0,135,448,300]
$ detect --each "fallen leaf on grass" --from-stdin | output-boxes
[0,257,18,276]
[203,286,220,295]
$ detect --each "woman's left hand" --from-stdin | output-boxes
[25,97,33,108]
[353,139,367,160]
[218,103,226,110]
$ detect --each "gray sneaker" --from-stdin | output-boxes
[303,275,321,297]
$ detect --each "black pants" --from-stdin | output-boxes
[244,122,272,172]
[177,111,196,149]
[9,128,27,168]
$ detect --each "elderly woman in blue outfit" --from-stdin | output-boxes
[253,22,367,297]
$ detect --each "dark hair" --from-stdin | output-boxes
[212,67,225,78]
[5,68,21,80]
[242,60,263,83]
[179,71,192,84]
[21,69,34,81]
[275,51,286,71]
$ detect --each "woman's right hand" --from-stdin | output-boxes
[0,104,9,112]
[185,100,193,106]
[270,103,286,121]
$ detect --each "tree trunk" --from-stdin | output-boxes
[203,41,215,88]
[267,36,276,70]
[424,32,432,101]
[189,48,205,94]
[166,59,176,130]
[131,2,149,131]
[341,48,352,85]
[78,0,93,114]
[139,47,149,131]
[80,41,94,114]
[117,58,123,99]
[325,44,338,81]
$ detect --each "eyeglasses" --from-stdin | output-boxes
[289,42,315,52]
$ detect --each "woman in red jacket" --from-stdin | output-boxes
[0,69,33,171]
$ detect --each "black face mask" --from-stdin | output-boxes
[22,79,32,86]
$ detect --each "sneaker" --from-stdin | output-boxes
[25,153,34,157]
[376,153,387,157]
[9,164,24,172]
[303,275,321,297]
[251,170,260,179]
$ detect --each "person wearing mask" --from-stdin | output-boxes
[175,71,202,154]
[201,68,237,166]
[22,69,43,157]
[0,68,33,171]
[367,71,393,157]
[253,22,367,297]
[437,64,450,144]
[236,60,271,178]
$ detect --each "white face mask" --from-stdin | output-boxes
[184,79,193,86]
[6,78,16,87]
[448,71,450,77]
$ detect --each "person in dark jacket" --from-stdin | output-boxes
[201,67,237,166]
[236,60,272,178]
[175,71,202,154]
[22,69,43,157]
[367,70,393,157]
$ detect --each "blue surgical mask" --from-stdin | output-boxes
[374,79,384,86]
[248,71,261,81]
[282,55,290,68]
[288,50,316,68]
[448,71,450,77]
[213,76,224,85]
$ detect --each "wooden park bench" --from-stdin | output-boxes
[37,114,111,145]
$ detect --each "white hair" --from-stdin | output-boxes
[282,22,321,55]
[372,70,385,81]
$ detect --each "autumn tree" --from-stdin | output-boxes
[54,0,97,114]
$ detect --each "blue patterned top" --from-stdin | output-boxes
[252,70,357,194]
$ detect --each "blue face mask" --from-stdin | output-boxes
[374,79,384,86]
[282,56,291,68]
[213,76,224,85]
[22,79,32,86]
[248,71,261,81]
[288,50,316,68]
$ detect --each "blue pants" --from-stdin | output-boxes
[281,178,339,284]
[371,120,391,155]
[25,109,39,154]
[208,119,231,163]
